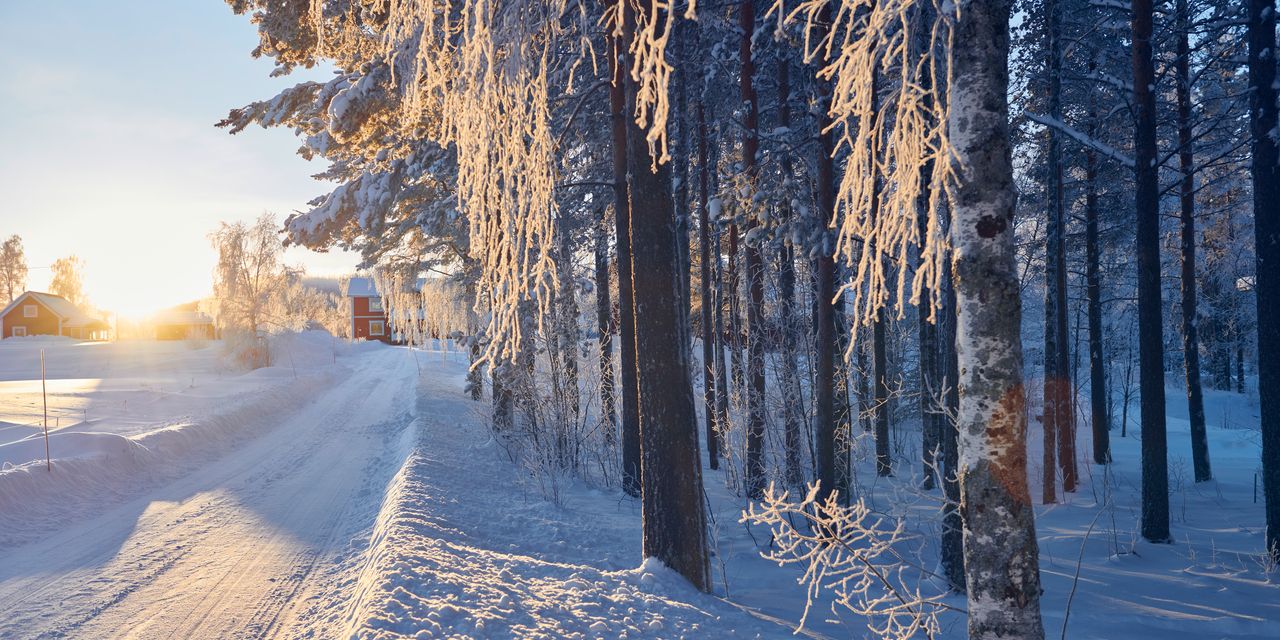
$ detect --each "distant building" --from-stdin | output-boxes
[346,276,426,343]
[0,291,110,340]
[153,310,216,340]
[347,277,392,343]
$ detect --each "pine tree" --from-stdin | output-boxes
[623,0,710,591]
[1247,0,1279,561]
[740,0,768,499]
[1174,0,1212,482]
[610,28,643,498]
[1133,0,1172,544]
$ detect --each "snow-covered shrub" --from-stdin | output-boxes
[741,482,948,639]
[221,329,270,370]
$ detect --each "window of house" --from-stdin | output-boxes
[369,298,384,312]
[13,327,27,337]
[369,320,384,336]
[23,305,37,318]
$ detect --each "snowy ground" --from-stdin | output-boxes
[0,334,1276,639]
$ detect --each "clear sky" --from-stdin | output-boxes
[0,1,358,317]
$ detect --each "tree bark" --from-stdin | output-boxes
[1043,0,1073,502]
[697,101,720,470]
[1248,0,1280,561]
[623,0,711,592]
[556,218,580,433]
[868,69,891,479]
[950,0,1046,635]
[812,29,839,503]
[919,231,941,489]
[1084,88,1110,464]
[873,308,891,477]
[740,0,767,500]
[595,209,617,447]
[610,30,642,497]
[777,59,805,489]
[1175,0,1211,483]
[940,207,966,593]
[1133,0,1171,543]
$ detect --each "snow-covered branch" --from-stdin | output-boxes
[1024,111,1136,168]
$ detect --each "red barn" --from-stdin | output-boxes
[0,291,111,340]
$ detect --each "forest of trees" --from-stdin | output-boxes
[220,0,1277,637]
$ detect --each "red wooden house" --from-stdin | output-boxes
[347,277,390,342]
[347,277,430,343]
[0,291,111,340]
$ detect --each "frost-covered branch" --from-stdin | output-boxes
[742,482,949,638]
[1024,111,1136,168]
[771,0,956,331]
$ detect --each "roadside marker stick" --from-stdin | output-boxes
[41,349,50,472]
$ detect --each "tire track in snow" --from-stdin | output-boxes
[0,346,421,639]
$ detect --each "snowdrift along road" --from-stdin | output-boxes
[0,342,419,639]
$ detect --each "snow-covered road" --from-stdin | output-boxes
[0,346,419,639]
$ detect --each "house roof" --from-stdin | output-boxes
[154,310,213,325]
[0,291,105,328]
[346,276,429,297]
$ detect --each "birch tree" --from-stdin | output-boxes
[947,0,1046,633]
[0,235,27,305]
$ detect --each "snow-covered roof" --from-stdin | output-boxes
[346,276,429,297]
[0,291,105,327]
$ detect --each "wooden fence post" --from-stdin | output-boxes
[41,349,50,472]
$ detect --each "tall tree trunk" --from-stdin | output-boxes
[1248,0,1280,561]
[728,226,744,404]
[610,30,642,497]
[624,0,710,591]
[777,60,805,489]
[671,29,694,359]
[1134,0,1171,543]
[940,207,966,593]
[835,302,855,500]
[915,1,941,492]
[1176,0,1211,483]
[951,0,1045,635]
[1084,84,1111,464]
[873,308,892,476]
[697,101,720,470]
[712,220,732,469]
[1042,0,1073,501]
[557,217,581,431]
[869,71,892,478]
[919,221,941,489]
[595,209,617,447]
[740,0,767,499]
[812,27,839,503]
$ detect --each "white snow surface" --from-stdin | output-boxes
[0,337,795,639]
[0,334,1277,639]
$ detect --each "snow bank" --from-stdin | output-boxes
[339,369,793,639]
[0,365,340,548]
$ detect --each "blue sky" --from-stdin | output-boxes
[0,1,356,316]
